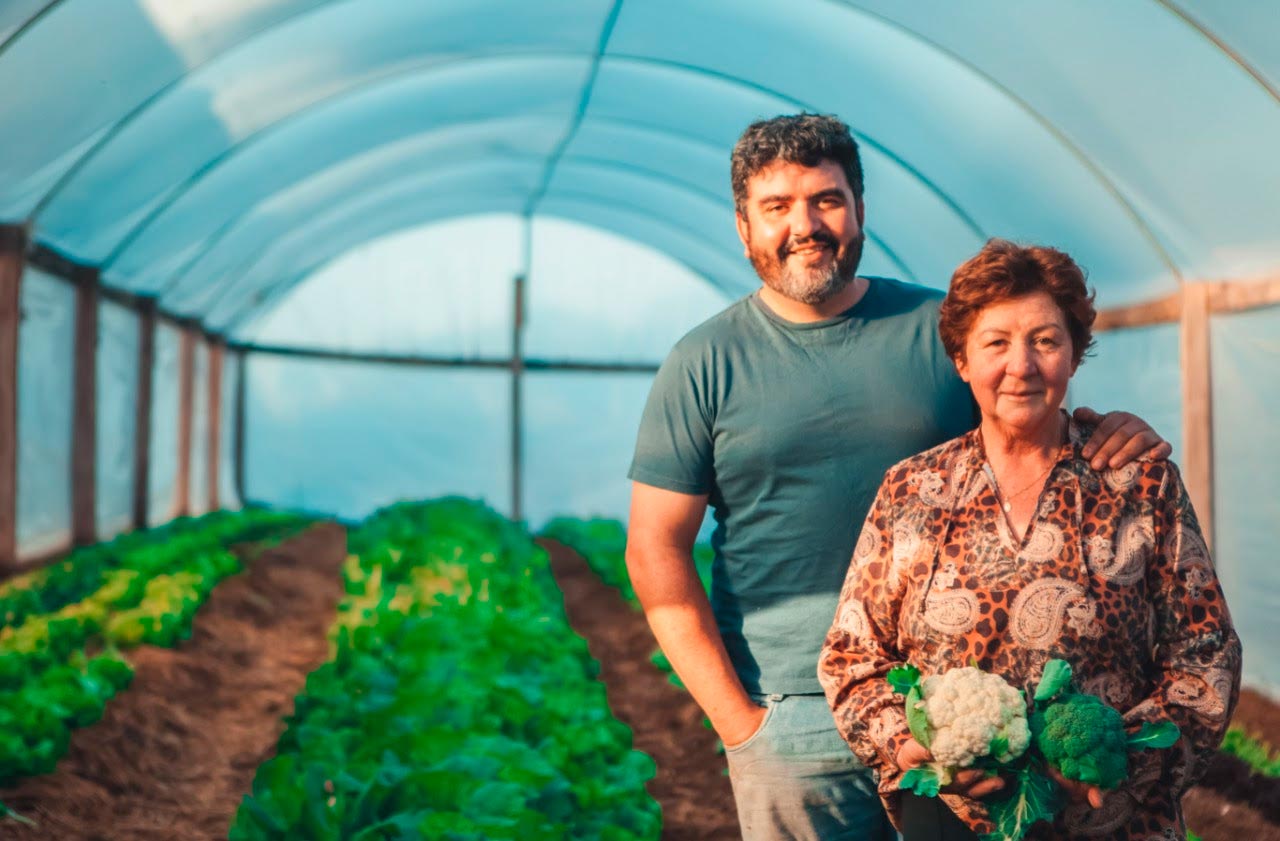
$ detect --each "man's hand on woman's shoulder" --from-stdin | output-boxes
[1072,407,1172,471]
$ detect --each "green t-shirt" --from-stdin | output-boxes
[629,277,975,695]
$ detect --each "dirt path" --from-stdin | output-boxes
[0,523,348,840]
[544,539,740,841]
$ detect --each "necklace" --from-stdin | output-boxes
[984,461,1056,512]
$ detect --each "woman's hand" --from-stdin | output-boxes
[1046,765,1105,809]
[895,738,1006,799]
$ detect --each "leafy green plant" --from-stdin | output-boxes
[233,499,661,840]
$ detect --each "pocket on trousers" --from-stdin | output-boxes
[723,698,777,754]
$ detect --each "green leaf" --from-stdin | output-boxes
[1129,720,1180,750]
[983,764,1062,841]
[899,767,941,798]
[989,736,1010,758]
[1033,659,1073,703]
[905,684,931,749]
[886,664,921,695]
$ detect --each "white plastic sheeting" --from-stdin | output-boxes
[243,356,510,521]
[245,215,523,356]
[95,299,139,539]
[147,322,180,525]
[189,339,209,515]
[522,372,654,529]
[1211,306,1280,696]
[525,218,733,361]
[15,268,74,560]
[1067,324,1184,461]
[2,0,1277,334]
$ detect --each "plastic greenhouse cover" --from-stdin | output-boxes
[1,0,1272,341]
[148,321,180,525]
[95,299,139,540]
[243,356,511,521]
[245,215,523,356]
[15,268,74,561]
[219,352,241,509]
[1067,324,1184,462]
[189,339,209,515]
[1211,306,1280,695]
[521,371,656,530]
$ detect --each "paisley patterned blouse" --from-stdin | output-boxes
[818,416,1241,840]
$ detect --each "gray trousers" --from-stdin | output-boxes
[724,693,897,841]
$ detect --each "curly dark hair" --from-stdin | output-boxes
[939,239,1097,366]
[730,114,864,215]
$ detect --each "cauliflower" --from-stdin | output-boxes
[887,664,1030,789]
[919,667,1032,773]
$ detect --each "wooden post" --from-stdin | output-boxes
[132,299,156,530]
[0,226,26,570]
[175,326,195,518]
[207,339,223,511]
[70,269,99,545]
[511,275,525,523]
[1179,282,1214,548]
[234,350,247,506]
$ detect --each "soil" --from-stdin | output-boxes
[0,523,348,840]
[545,539,741,841]
[545,539,1280,841]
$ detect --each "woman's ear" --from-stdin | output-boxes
[953,353,970,384]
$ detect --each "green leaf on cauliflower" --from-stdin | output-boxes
[899,766,942,798]
[905,684,932,749]
[982,762,1062,841]
[886,664,920,695]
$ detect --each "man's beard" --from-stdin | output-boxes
[748,229,864,305]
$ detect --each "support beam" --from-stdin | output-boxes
[511,275,525,523]
[0,226,26,570]
[1179,282,1214,548]
[225,341,661,374]
[175,328,195,518]
[71,270,99,545]
[207,340,223,511]
[132,299,156,530]
[234,350,247,506]
[1094,275,1280,333]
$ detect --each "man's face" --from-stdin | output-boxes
[735,159,865,305]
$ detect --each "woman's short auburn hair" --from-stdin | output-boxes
[939,238,1097,366]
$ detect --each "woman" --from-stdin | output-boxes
[818,239,1241,840]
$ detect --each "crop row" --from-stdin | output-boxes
[0,508,309,790]
[231,498,661,841]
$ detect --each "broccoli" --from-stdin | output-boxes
[1031,692,1129,789]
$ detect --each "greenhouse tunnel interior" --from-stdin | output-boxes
[0,0,1277,698]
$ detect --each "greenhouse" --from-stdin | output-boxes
[0,1,1277,838]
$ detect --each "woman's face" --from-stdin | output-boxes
[954,291,1077,435]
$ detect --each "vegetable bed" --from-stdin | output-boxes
[0,521,348,839]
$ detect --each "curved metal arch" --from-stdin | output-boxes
[86,51,989,273]
[1155,0,1280,106]
[147,113,734,301]
[0,0,61,57]
[827,0,1182,280]
[219,194,749,336]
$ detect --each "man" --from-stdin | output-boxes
[625,114,1168,840]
